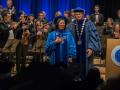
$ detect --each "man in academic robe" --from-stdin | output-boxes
[68,7,101,81]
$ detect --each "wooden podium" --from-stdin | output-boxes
[106,39,120,79]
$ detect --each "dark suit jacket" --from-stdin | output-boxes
[0,22,10,48]
[90,13,104,26]
[115,17,120,22]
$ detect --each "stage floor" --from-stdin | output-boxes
[11,57,106,80]
[93,57,106,80]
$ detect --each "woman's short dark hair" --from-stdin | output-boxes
[54,16,68,29]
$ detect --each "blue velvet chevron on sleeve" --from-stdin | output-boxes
[86,20,101,52]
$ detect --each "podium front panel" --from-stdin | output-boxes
[106,39,120,79]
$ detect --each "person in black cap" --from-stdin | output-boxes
[45,16,76,69]
[28,14,36,47]
[68,7,101,81]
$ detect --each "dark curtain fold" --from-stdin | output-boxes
[93,0,120,20]
[103,0,120,20]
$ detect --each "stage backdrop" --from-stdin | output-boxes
[0,0,94,21]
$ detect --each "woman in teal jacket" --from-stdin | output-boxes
[45,16,76,67]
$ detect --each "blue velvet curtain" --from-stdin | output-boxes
[0,0,94,21]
